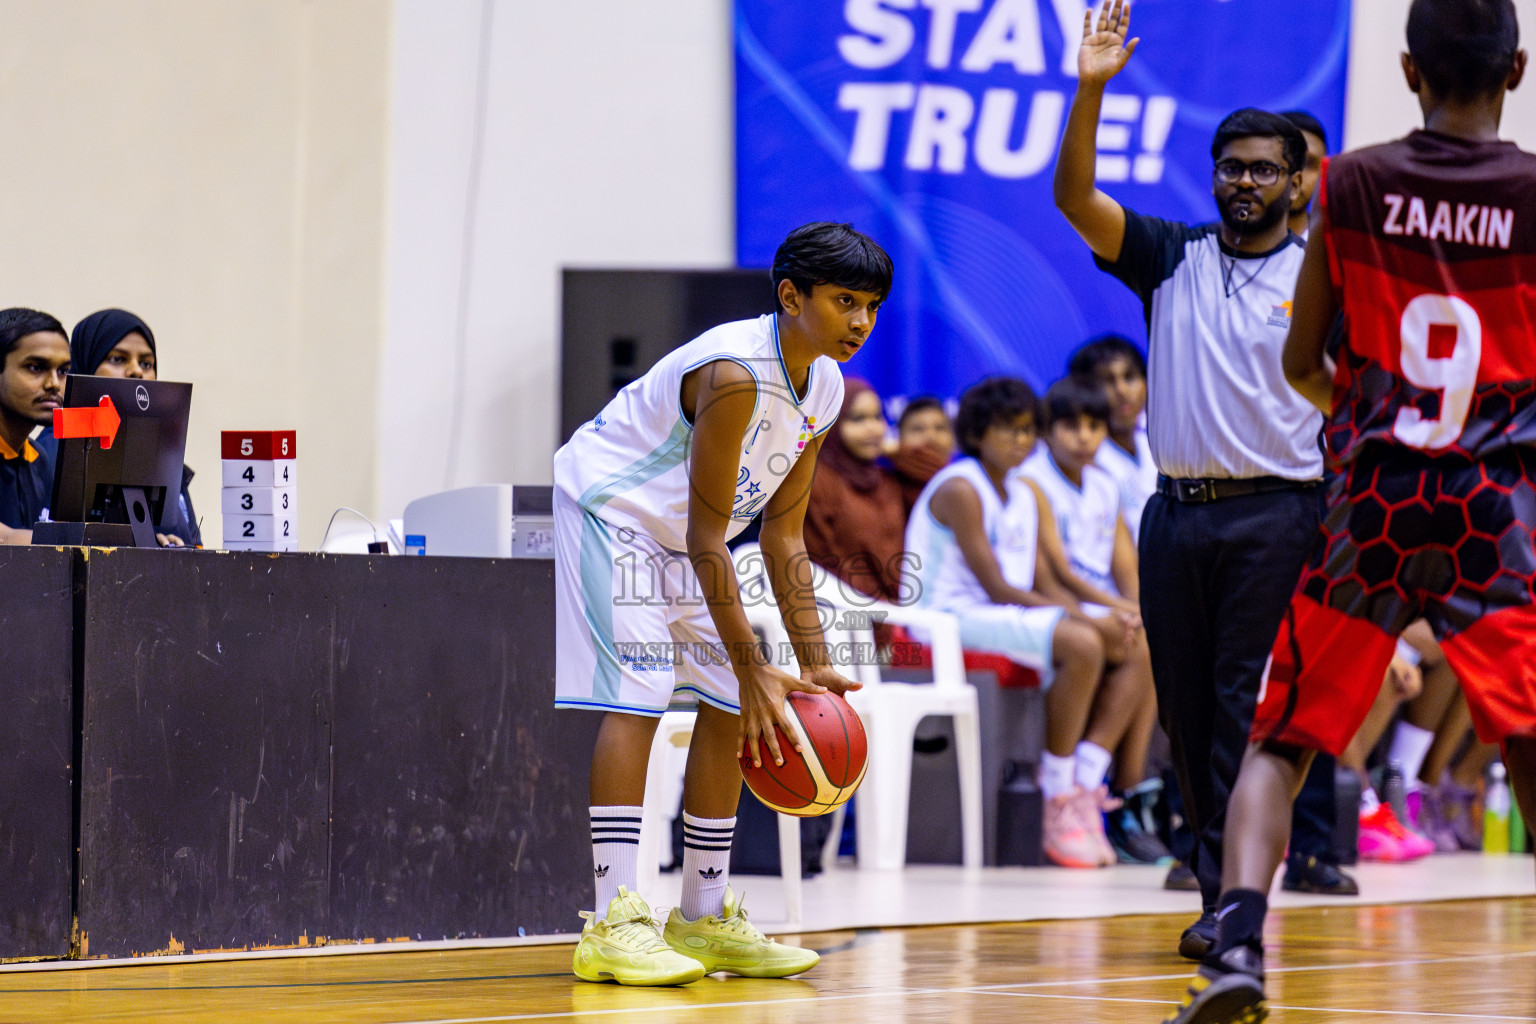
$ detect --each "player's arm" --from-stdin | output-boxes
[683,359,827,769]
[928,477,1055,608]
[1282,203,1340,414]
[1109,515,1140,603]
[758,434,862,699]
[0,524,31,544]
[1028,481,1139,657]
[1053,0,1139,262]
[1027,480,1139,617]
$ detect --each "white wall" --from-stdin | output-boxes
[1345,0,1536,149]
[0,1,388,549]
[381,0,735,518]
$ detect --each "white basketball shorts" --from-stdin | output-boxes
[554,488,740,716]
[954,603,1066,689]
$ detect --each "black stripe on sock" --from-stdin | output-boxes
[592,837,639,846]
[682,823,736,833]
[591,825,641,834]
[684,842,733,852]
[590,816,642,824]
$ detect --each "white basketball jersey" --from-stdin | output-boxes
[1094,423,1157,545]
[1020,447,1121,596]
[906,457,1038,611]
[554,314,843,552]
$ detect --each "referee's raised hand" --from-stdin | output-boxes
[1079,0,1139,86]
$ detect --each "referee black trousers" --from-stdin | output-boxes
[1139,485,1323,910]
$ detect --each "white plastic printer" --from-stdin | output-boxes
[401,484,554,559]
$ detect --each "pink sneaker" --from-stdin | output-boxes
[1044,788,1104,868]
[1359,803,1434,862]
[1081,786,1119,866]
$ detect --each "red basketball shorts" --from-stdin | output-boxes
[1252,448,1536,755]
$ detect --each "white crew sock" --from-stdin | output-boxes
[680,812,736,921]
[1389,722,1436,793]
[1360,787,1381,817]
[1074,741,1114,792]
[589,804,643,914]
[1039,751,1077,800]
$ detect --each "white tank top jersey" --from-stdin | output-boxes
[554,314,844,553]
[1094,423,1158,544]
[906,457,1039,611]
[1019,447,1121,596]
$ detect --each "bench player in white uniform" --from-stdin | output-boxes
[906,377,1145,868]
[553,222,890,986]
[1067,334,1157,544]
[1022,375,1167,864]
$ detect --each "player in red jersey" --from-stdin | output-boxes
[1164,1,1535,1022]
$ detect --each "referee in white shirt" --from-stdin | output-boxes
[1055,4,1323,959]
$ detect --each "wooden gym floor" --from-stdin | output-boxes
[1,897,1532,1023]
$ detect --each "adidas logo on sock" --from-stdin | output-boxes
[594,864,609,878]
[698,866,723,879]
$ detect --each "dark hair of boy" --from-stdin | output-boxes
[954,376,1037,458]
[0,308,67,362]
[1407,0,1520,101]
[1066,333,1147,381]
[1042,375,1112,428]
[771,222,894,312]
[898,394,946,429]
[1280,110,1327,149]
[1211,108,1307,174]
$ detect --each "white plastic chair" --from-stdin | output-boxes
[733,545,983,872]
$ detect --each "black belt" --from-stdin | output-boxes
[1156,474,1321,504]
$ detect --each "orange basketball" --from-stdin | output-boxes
[739,691,867,816]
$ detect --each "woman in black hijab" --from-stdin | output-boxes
[70,309,201,546]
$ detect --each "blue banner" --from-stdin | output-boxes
[735,0,1350,401]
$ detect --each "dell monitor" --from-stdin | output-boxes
[39,375,192,547]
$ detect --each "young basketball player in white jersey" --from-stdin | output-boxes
[1023,378,1133,600]
[1067,335,1156,545]
[1022,376,1167,864]
[553,222,890,986]
[906,377,1145,868]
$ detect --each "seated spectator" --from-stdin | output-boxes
[70,309,202,547]
[889,395,954,514]
[1021,377,1168,864]
[1396,620,1481,852]
[0,309,70,544]
[804,378,905,602]
[1067,334,1155,544]
[905,376,1145,869]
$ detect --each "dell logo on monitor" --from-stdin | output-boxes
[136,385,150,411]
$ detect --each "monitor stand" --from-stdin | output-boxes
[30,487,160,548]
[121,486,159,549]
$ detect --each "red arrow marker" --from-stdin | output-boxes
[54,394,122,450]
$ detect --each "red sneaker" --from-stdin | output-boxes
[1359,803,1434,862]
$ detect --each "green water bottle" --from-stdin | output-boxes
[1484,762,1511,855]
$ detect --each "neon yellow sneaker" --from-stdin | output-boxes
[573,887,707,986]
[662,887,820,978]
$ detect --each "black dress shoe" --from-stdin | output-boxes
[1178,910,1218,961]
[1281,854,1360,896]
[1164,861,1201,891]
